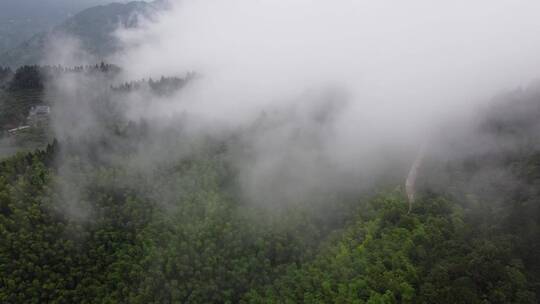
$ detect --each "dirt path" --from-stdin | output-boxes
[405,145,426,213]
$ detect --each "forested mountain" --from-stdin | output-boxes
[0,1,161,68]
[1,2,540,302]
[0,62,539,302]
[0,64,119,130]
[0,63,189,160]
[0,0,126,55]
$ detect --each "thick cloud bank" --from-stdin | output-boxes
[115,0,540,121]
[50,0,540,206]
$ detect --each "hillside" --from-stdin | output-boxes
[1,2,540,303]
[0,1,160,68]
[0,0,122,55]
[0,71,539,302]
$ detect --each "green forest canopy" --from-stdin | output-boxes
[0,65,539,303]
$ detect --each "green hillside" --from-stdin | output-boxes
[0,1,159,68]
[0,0,120,54]
[0,79,539,303]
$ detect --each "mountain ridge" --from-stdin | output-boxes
[0,1,160,68]
[0,0,122,55]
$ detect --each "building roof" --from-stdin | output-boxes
[29,105,50,116]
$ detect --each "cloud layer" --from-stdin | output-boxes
[50,0,540,206]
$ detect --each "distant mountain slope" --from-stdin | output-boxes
[0,0,119,54]
[0,1,160,68]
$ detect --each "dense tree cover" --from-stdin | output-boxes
[247,193,536,303]
[0,137,357,303]
[111,73,196,96]
[0,63,189,132]
[0,65,67,128]
[1,132,539,303]
[418,86,540,301]
[6,63,120,91]
[0,65,52,155]
[8,65,44,91]
[0,67,12,87]
[1,68,540,303]
[7,63,120,92]
[0,89,43,130]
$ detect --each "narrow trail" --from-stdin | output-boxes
[405,145,426,213]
